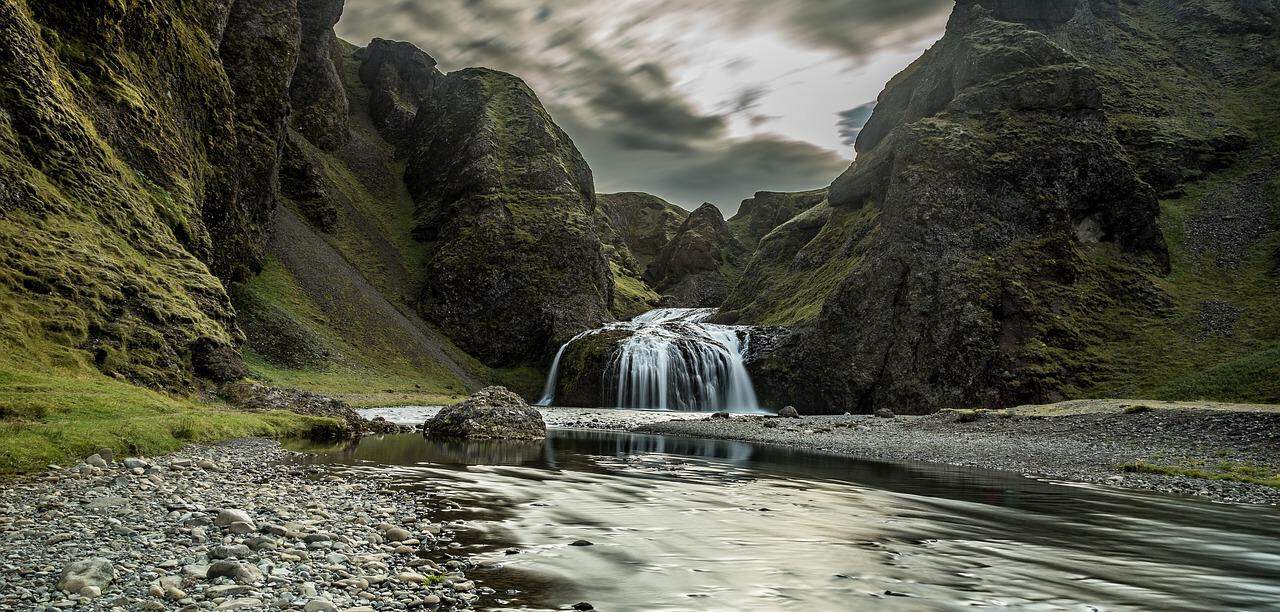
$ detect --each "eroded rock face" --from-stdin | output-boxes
[728,190,827,248]
[424,386,547,439]
[0,0,301,389]
[356,38,443,148]
[597,192,689,271]
[645,204,745,307]
[752,2,1175,414]
[385,61,612,364]
[289,0,350,151]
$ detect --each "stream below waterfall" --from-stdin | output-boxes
[290,429,1280,611]
[537,308,763,412]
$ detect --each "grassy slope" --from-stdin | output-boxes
[1082,58,1280,403]
[236,41,539,404]
[0,1,341,472]
[722,202,878,326]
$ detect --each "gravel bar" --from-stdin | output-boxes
[0,439,490,611]
[635,407,1280,505]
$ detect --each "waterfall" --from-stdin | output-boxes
[536,308,762,412]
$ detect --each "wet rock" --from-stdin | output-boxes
[569,540,593,547]
[711,412,730,419]
[424,387,547,440]
[573,603,595,611]
[778,406,800,419]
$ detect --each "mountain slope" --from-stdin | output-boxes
[741,0,1280,414]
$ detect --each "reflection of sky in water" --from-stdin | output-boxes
[290,431,1280,611]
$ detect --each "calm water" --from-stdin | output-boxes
[290,430,1280,611]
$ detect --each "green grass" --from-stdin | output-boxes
[1121,460,1280,489]
[0,364,339,474]
[724,202,876,325]
[609,261,660,320]
[1082,155,1280,402]
[243,351,466,408]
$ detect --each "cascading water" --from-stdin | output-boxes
[536,308,762,412]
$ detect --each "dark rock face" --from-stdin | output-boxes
[597,192,689,271]
[728,190,827,248]
[386,62,612,364]
[424,386,547,439]
[645,204,745,307]
[289,0,350,151]
[215,0,301,283]
[356,39,442,148]
[0,0,303,389]
[752,2,1177,414]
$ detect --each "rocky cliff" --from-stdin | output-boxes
[0,0,613,408]
[0,0,299,390]
[645,203,746,307]
[742,0,1280,413]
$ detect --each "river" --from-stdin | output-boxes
[289,429,1280,611]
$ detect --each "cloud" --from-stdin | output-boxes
[334,0,947,212]
[837,101,877,147]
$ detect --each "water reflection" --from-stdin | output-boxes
[290,430,1280,611]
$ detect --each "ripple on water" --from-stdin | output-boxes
[289,430,1280,611]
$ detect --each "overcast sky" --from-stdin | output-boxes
[337,0,950,214]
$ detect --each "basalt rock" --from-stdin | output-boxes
[645,204,745,307]
[749,2,1182,414]
[597,192,689,272]
[391,62,613,364]
[0,0,298,389]
[728,190,828,248]
[289,0,350,151]
[424,386,546,440]
[356,38,442,148]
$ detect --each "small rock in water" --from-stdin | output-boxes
[573,603,595,611]
[874,407,895,419]
[569,539,593,547]
[711,411,730,419]
[778,406,800,418]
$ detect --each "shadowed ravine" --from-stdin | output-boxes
[291,430,1280,611]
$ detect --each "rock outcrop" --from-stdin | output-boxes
[746,1,1185,413]
[289,0,350,151]
[358,44,614,365]
[0,0,301,389]
[423,386,546,439]
[597,192,690,272]
[728,190,827,248]
[645,204,746,307]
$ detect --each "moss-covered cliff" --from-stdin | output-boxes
[740,0,1280,413]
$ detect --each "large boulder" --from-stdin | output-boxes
[424,387,546,439]
[59,558,115,593]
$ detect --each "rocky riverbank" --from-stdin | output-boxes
[0,439,490,611]
[636,401,1280,505]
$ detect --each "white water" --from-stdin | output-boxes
[536,308,763,412]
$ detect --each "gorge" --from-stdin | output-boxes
[2,0,1279,610]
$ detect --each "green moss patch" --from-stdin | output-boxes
[0,363,338,474]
